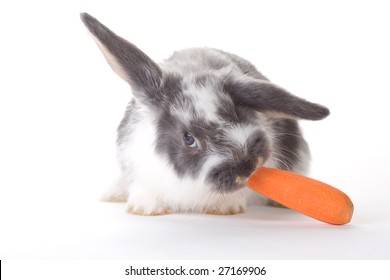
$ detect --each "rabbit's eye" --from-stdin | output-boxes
[183,132,198,148]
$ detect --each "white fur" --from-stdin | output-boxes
[182,77,220,123]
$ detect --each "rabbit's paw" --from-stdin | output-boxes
[126,196,172,216]
[205,204,246,215]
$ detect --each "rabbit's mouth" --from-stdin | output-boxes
[207,157,265,193]
[235,176,249,186]
[234,158,264,186]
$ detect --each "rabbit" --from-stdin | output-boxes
[80,13,330,215]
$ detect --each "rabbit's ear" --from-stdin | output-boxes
[226,78,330,120]
[80,13,163,100]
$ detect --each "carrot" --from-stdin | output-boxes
[248,167,354,225]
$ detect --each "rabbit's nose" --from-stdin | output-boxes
[236,160,255,177]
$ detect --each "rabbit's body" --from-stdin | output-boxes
[81,13,329,215]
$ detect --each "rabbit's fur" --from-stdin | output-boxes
[81,13,329,215]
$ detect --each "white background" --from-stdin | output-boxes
[0,0,389,260]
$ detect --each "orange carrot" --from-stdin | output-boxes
[248,167,354,225]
